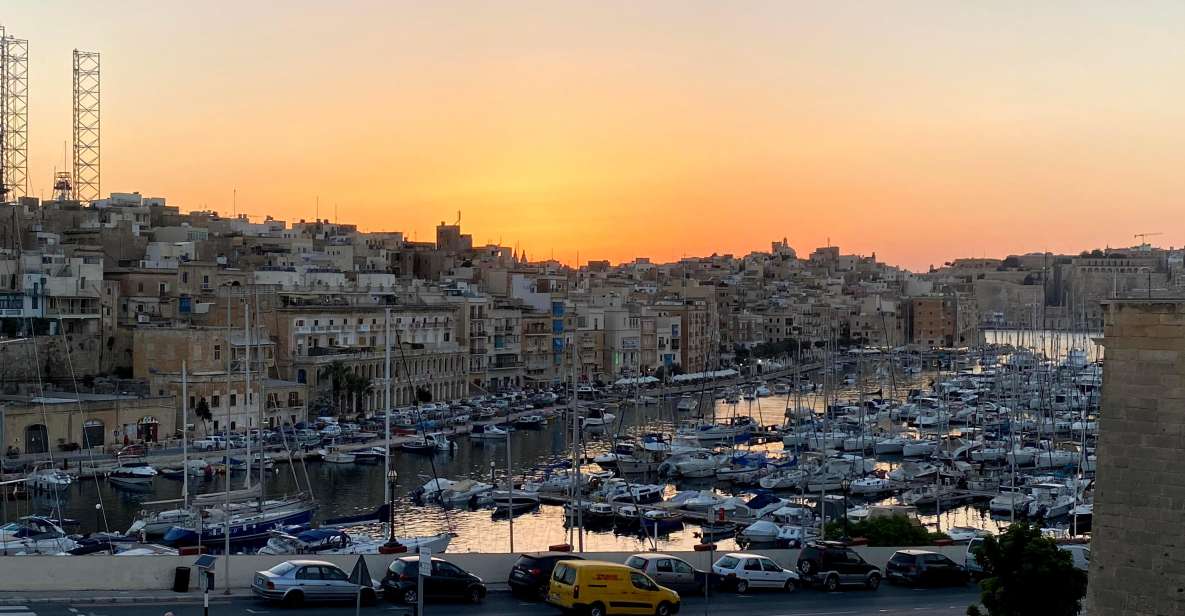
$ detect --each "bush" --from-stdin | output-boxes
[965,524,1087,616]
[824,515,946,547]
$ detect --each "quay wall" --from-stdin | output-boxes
[0,545,967,592]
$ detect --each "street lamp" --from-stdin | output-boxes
[489,459,496,484]
[840,478,851,539]
[380,469,405,553]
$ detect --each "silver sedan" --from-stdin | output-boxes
[252,560,381,607]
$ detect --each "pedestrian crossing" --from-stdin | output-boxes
[0,605,37,616]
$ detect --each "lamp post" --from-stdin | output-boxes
[379,469,405,553]
[840,478,851,539]
[93,502,102,533]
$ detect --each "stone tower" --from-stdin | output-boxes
[1089,300,1185,615]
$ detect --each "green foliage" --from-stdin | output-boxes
[823,515,945,547]
[966,523,1087,616]
[751,339,801,359]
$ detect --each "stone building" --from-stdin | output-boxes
[1088,300,1185,615]
[0,394,176,454]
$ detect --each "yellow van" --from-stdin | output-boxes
[548,560,680,616]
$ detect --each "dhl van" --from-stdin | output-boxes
[547,560,680,616]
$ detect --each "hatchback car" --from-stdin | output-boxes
[796,541,882,591]
[508,552,584,599]
[382,556,486,604]
[886,550,969,586]
[252,560,381,607]
[626,553,710,595]
[711,553,798,593]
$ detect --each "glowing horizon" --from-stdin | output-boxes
[6,2,1185,271]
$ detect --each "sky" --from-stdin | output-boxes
[5,1,1185,271]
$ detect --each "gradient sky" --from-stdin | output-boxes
[7,1,1185,270]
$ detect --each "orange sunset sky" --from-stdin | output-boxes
[6,1,1185,271]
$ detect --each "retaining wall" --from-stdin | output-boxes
[0,545,968,592]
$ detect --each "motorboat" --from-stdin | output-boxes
[658,450,724,478]
[581,407,616,430]
[593,478,665,504]
[945,526,989,542]
[108,455,158,488]
[989,491,1034,515]
[490,490,541,514]
[0,516,79,554]
[681,491,726,512]
[640,509,684,534]
[676,417,756,446]
[775,525,811,548]
[258,528,453,555]
[352,447,386,464]
[26,463,73,492]
[513,415,546,429]
[320,445,356,464]
[401,433,452,453]
[848,476,894,495]
[1027,483,1075,519]
[758,468,806,490]
[469,423,509,441]
[740,520,780,542]
[675,395,698,412]
[414,478,494,505]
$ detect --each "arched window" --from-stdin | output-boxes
[82,419,105,448]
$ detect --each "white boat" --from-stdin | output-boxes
[754,385,772,397]
[0,517,78,554]
[989,491,1033,514]
[581,407,616,429]
[848,476,893,495]
[873,436,907,454]
[902,439,938,458]
[26,463,73,491]
[682,491,726,512]
[945,526,989,542]
[675,396,698,412]
[320,445,356,464]
[469,423,508,440]
[108,464,159,487]
[758,468,806,490]
[740,520,780,542]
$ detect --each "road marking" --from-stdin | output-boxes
[0,608,31,612]
[246,610,269,614]
[67,610,79,614]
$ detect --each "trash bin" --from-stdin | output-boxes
[173,566,191,592]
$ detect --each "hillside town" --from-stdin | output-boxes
[0,190,1173,456]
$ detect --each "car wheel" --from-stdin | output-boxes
[655,601,672,616]
[825,574,840,592]
[468,586,484,604]
[588,602,606,616]
[783,579,796,593]
[735,579,749,593]
[799,560,815,575]
[283,591,304,608]
[402,589,418,604]
[866,573,881,591]
[360,588,377,606]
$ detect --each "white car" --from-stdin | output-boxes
[712,552,799,593]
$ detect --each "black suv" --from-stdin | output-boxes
[885,550,969,587]
[796,541,881,591]
[508,552,584,599]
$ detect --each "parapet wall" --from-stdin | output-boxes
[0,546,967,592]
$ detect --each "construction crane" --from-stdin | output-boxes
[1134,232,1163,244]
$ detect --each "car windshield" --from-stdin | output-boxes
[268,562,297,576]
[716,556,740,569]
[626,556,647,570]
[552,564,576,585]
[889,553,914,564]
[388,559,413,574]
[516,555,539,568]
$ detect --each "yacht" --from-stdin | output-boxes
[26,463,73,492]
[0,516,79,554]
[107,455,158,488]
[675,395,698,412]
[320,444,356,464]
[469,423,508,441]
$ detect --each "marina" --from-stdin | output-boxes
[0,331,1101,555]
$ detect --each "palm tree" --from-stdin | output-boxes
[344,372,372,417]
[195,397,213,435]
[318,361,352,414]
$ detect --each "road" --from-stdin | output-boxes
[4,586,980,616]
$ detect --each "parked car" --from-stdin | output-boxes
[193,436,226,451]
[116,444,147,457]
[508,552,583,599]
[547,560,680,616]
[381,556,486,604]
[796,541,882,591]
[964,537,985,578]
[711,552,798,593]
[885,550,969,586]
[1059,544,1091,572]
[625,553,710,595]
[251,560,381,607]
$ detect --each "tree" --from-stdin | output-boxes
[653,364,667,382]
[344,372,372,416]
[966,523,1087,616]
[318,361,352,414]
[194,397,213,434]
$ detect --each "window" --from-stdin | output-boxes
[296,567,322,580]
[626,556,647,571]
[761,559,783,572]
[230,394,237,407]
[212,395,220,407]
[672,560,692,574]
[552,564,577,585]
[630,573,657,591]
[743,559,762,571]
[321,566,347,582]
[214,345,221,361]
[655,559,673,573]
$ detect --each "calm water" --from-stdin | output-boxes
[8,347,1084,552]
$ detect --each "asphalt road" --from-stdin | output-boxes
[7,585,981,616]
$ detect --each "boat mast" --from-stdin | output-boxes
[182,361,189,509]
[383,308,391,527]
[244,302,251,492]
